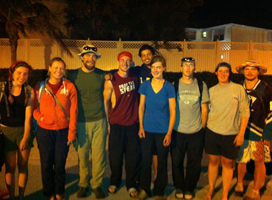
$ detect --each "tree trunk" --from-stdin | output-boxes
[7,25,19,63]
[9,32,19,63]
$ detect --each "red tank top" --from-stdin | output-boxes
[109,72,139,125]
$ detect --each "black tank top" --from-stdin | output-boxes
[0,83,26,127]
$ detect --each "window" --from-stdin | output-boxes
[213,28,225,41]
[202,31,207,38]
[186,30,196,41]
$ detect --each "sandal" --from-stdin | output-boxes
[234,183,244,197]
[108,185,117,194]
[128,187,138,198]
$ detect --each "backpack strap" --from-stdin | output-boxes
[0,82,10,117]
[173,73,182,93]
[197,79,203,103]
[37,81,45,111]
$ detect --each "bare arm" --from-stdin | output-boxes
[163,97,176,146]
[138,94,146,138]
[201,103,208,129]
[103,80,113,134]
[21,88,34,151]
[234,117,249,147]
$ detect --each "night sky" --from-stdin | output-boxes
[188,0,272,29]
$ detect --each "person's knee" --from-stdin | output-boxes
[254,160,266,171]
[221,158,234,169]
[209,156,220,166]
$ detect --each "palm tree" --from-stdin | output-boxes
[0,0,72,62]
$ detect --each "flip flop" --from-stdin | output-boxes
[128,187,138,198]
[108,185,117,194]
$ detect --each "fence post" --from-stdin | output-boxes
[249,40,253,60]
[216,39,220,65]
[87,38,92,45]
[118,38,122,52]
[183,39,187,57]
[25,39,29,62]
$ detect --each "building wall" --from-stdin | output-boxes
[231,26,266,43]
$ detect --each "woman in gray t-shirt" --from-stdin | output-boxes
[204,62,249,200]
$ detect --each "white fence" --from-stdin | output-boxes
[1,38,272,74]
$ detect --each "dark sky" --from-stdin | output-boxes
[188,0,272,29]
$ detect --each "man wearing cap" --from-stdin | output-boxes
[103,51,141,197]
[68,45,107,198]
[235,61,272,200]
[171,57,209,200]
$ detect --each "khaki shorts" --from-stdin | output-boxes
[236,139,271,163]
[1,126,34,152]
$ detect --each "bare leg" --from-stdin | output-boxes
[17,149,30,200]
[153,155,158,180]
[251,160,266,193]
[235,162,246,194]
[221,156,234,200]
[5,150,17,200]
[205,154,220,200]
[237,163,246,184]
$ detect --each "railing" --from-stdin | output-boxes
[0,39,271,74]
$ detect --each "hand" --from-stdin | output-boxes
[20,138,29,151]
[234,134,244,147]
[138,128,145,138]
[163,134,171,146]
[40,116,44,122]
[105,73,113,81]
[67,139,74,146]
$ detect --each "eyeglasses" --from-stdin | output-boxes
[83,46,97,52]
[182,57,195,62]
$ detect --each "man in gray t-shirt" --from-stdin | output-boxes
[171,57,209,200]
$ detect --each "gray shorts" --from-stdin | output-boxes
[1,126,34,152]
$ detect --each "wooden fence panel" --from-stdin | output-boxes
[0,38,272,74]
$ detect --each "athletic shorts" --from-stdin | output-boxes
[236,139,271,163]
[205,127,239,160]
[1,126,34,152]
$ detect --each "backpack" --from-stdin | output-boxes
[31,81,45,136]
[0,129,4,172]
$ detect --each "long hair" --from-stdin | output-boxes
[8,61,32,105]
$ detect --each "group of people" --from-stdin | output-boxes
[0,44,271,200]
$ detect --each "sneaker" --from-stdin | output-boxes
[77,187,89,198]
[184,192,193,200]
[136,190,148,200]
[175,189,183,199]
[93,187,105,199]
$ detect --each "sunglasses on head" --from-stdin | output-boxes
[182,57,195,62]
[83,46,97,52]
